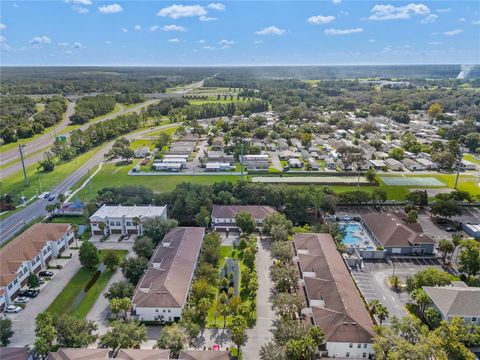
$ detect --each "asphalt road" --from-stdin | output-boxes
[0,99,163,179]
[0,122,179,245]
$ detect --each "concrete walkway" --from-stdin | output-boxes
[8,251,81,347]
[243,237,275,359]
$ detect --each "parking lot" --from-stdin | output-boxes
[351,257,443,325]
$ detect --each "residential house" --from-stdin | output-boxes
[46,349,170,360]
[0,348,33,360]
[293,233,375,358]
[402,158,424,171]
[307,157,320,170]
[240,154,269,170]
[206,151,235,165]
[291,138,303,151]
[153,162,182,172]
[0,224,73,308]
[324,158,337,171]
[276,138,289,151]
[179,351,230,360]
[423,282,480,325]
[279,150,301,161]
[368,159,386,170]
[211,137,223,150]
[90,205,167,236]
[385,158,404,171]
[211,205,277,231]
[134,146,150,159]
[205,162,233,172]
[288,158,303,168]
[132,227,205,322]
[416,158,438,170]
[360,213,435,255]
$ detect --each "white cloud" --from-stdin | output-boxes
[472,20,480,25]
[29,35,52,44]
[161,25,186,32]
[134,25,141,31]
[421,14,438,23]
[219,39,234,48]
[369,39,375,42]
[168,38,180,43]
[73,6,89,13]
[105,40,112,45]
[0,35,12,51]
[459,18,466,22]
[255,25,286,35]
[368,3,430,21]
[307,15,335,24]
[157,5,206,19]
[63,50,73,55]
[72,41,83,48]
[121,28,128,33]
[324,27,363,35]
[428,41,441,45]
[197,39,206,44]
[254,40,263,44]
[443,29,463,36]
[0,23,6,30]
[150,25,160,32]
[208,3,225,11]
[203,45,215,50]
[332,0,341,3]
[98,4,123,14]
[436,8,451,13]
[58,42,70,46]
[199,16,217,21]
[64,0,92,5]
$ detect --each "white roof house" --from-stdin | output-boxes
[91,205,167,221]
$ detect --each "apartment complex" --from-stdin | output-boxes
[132,227,205,322]
[0,223,73,309]
[90,205,167,236]
[211,204,277,231]
[293,233,375,359]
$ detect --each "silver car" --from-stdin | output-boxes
[14,296,30,304]
[4,305,22,313]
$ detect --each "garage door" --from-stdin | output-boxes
[391,248,402,254]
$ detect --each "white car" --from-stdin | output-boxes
[4,305,22,313]
[14,296,30,304]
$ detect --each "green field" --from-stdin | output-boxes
[464,154,480,166]
[46,249,128,318]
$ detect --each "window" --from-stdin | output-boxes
[357,344,361,348]
[36,256,40,261]
[126,222,132,226]
[8,284,12,290]
[349,344,353,348]
[13,279,18,285]
[47,246,51,251]
[473,317,477,322]
[363,353,367,358]
[43,249,47,255]
[346,352,350,358]
[163,310,166,313]
[168,309,171,313]
[363,344,367,349]
[155,309,159,313]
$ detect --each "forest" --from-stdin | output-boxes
[70,95,116,125]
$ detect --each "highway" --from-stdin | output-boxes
[0,122,179,244]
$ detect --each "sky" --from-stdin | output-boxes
[1,0,479,66]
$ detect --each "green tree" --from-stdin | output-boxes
[120,257,149,285]
[194,206,211,227]
[270,263,297,293]
[79,241,99,270]
[103,250,120,271]
[34,313,57,359]
[157,323,188,358]
[228,316,248,357]
[430,199,462,219]
[109,297,132,319]
[271,241,294,263]
[365,168,377,183]
[405,209,419,223]
[133,236,155,259]
[438,239,454,263]
[406,267,455,293]
[272,292,303,320]
[388,147,404,160]
[55,315,97,348]
[428,102,443,118]
[28,272,40,289]
[142,217,178,244]
[376,304,389,325]
[458,239,480,281]
[0,317,14,347]
[260,342,286,360]
[99,320,147,357]
[235,211,256,234]
[104,281,134,300]
[411,288,431,316]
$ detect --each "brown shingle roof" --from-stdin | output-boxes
[211,205,276,220]
[116,349,170,360]
[294,233,375,344]
[179,350,230,360]
[0,348,32,360]
[0,223,70,287]
[46,348,109,360]
[361,213,434,248]
[133,227,205,309]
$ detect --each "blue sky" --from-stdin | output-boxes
[1,1,479,65]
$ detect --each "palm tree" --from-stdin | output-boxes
[45,203,56,216]
[376,304,389,325]
[438,239,454,263]
[368,299,380,315]
[411,288,431,317]
[451,233,463,264]
[71,224,79,248]
[132,217,141,235]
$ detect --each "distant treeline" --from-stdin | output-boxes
[114,92,146,105]
[70,95,116,125]
[0,96,66,144]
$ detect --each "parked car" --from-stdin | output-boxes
[445,227,457,232]
[43,192,51,199]
[38,270,54,277]
[18,289,39,298]
[48,194,56,201]
[14,296,30,304]
[38,277,45,285]
[4,305,22,313]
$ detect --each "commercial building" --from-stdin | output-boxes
[360,213,435,255]
[132,227,205,322]
[90,205,167,236]
[293,233,375,358]
[211,205,277,231]
[423,282,480,325]
[0,223,73,309]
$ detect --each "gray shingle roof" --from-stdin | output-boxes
[423,285,480,318]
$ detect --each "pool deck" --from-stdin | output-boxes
[341,222,378,250]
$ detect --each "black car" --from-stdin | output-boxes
[18,289,39,298]
[38,270,54,277]
[445,227,457,232]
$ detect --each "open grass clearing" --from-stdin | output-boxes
[46,249,128,319]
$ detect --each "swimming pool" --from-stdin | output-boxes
[341,222,376,249]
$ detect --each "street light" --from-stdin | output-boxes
[19,144,29,187]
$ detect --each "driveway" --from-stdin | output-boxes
[7,250,81,347]
[268,151,282,171]
[243,237,275,359]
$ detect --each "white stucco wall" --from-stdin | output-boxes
[326,341,373,359]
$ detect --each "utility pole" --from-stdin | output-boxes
[240,141,244,181]
[454,145,464,190]
[19,144,29,187]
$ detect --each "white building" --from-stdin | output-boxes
[288,158,303,168]
[0,223,73,309]
[90,205,167,236]
[132,227,205,322]
[423,282,480,325]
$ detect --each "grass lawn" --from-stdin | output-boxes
[464,154,480,166]
[46,249,128,319]
[145,125,180,137]
[1,146,102,204]
[49,215,86,225]
[130,139,155,150]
